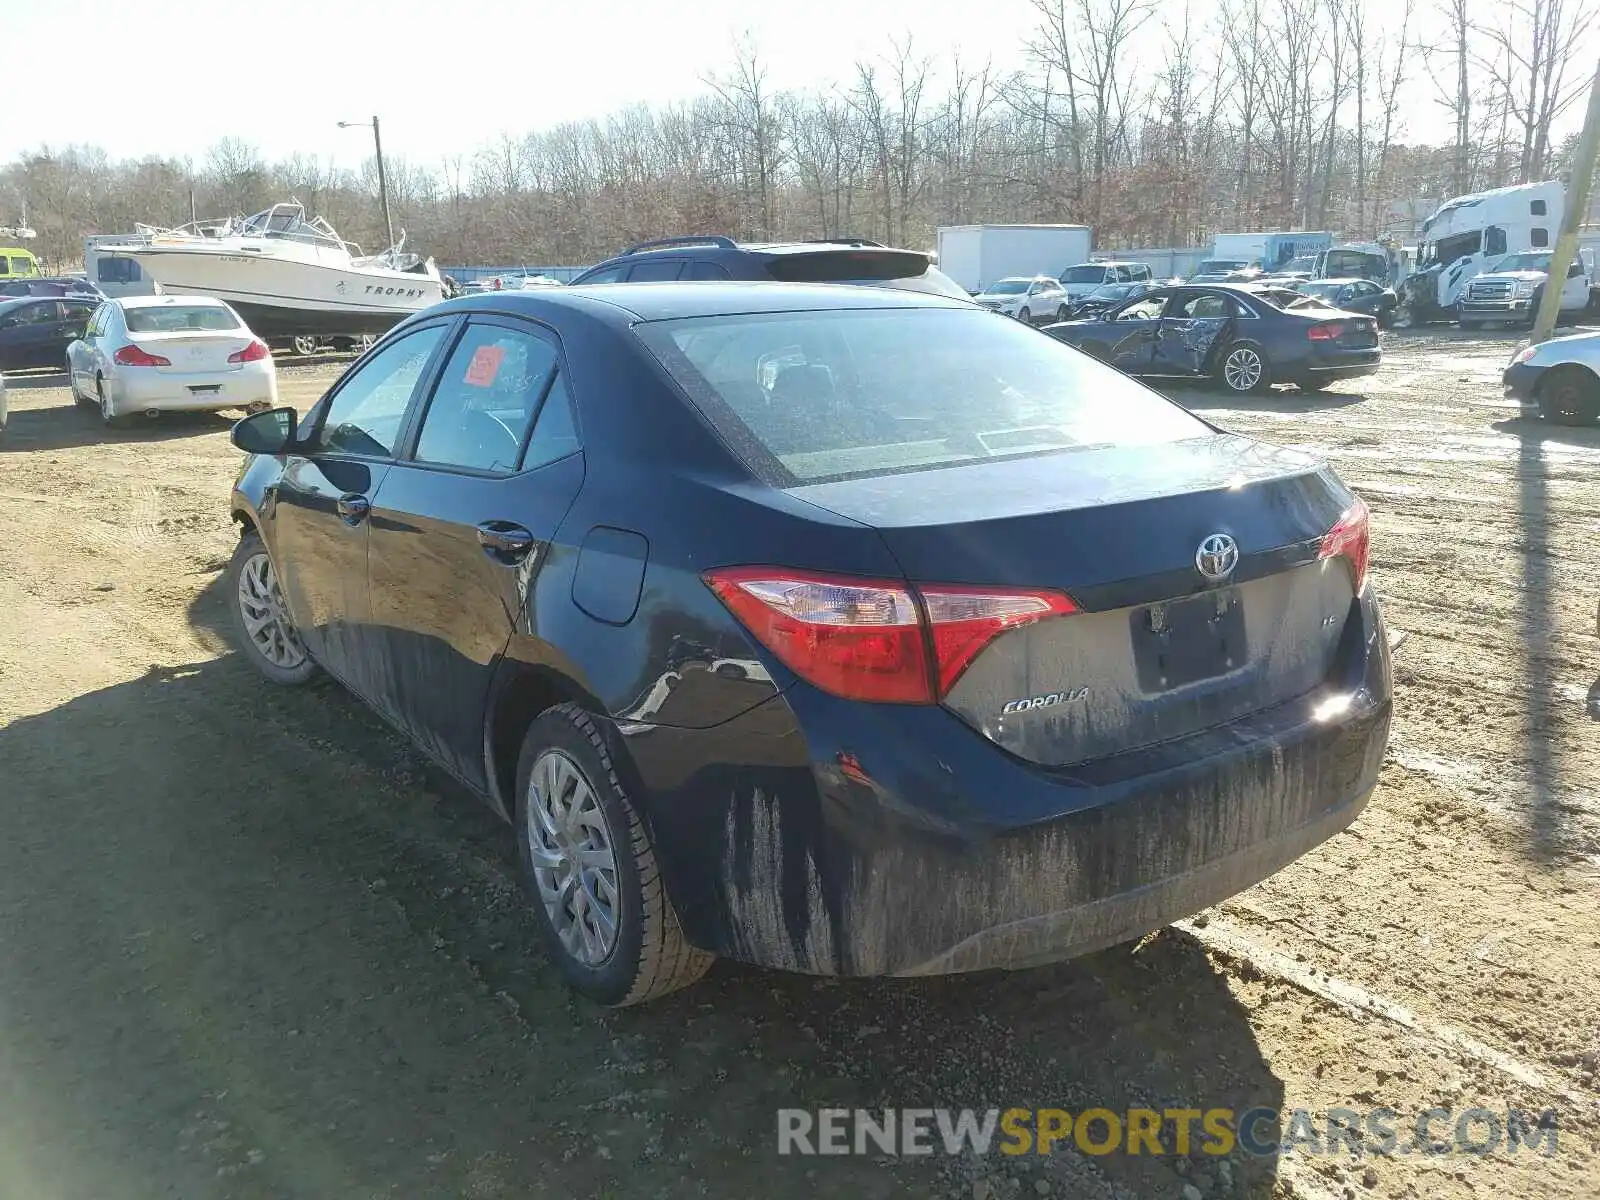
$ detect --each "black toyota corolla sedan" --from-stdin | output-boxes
[226,283,1391,1006]
[1043,282,1382,393]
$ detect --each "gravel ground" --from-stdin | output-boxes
[0,328,1596,1200]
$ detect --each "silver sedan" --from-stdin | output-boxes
[66,295,278,428]
[1502,329,1600,423]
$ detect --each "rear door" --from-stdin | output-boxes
[270,320,453,704]
[1153,289,1234,375]
[1100,291,1169,372]
[364,315,585,788]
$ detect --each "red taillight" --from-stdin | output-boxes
[1307,323,1340,341]
[1319,497,1371,592]
[113,344,171,367]
[703,567,1077,704]
[229,339,270,363]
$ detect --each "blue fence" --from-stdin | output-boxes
[439,264,589,284]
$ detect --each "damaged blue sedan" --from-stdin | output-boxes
[226,282,1392,1006]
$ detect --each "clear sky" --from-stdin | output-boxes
[0,0,1043,167]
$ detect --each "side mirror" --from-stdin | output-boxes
[231,406,298,455]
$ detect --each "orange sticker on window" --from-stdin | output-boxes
[463,344,505,387]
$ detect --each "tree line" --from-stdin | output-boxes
[4,0,1596,272]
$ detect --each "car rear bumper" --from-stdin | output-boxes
[625,589,1392,977]
[112,365,277,413]
[1300,359,1382,382]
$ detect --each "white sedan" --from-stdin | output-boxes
[66,295,278,428]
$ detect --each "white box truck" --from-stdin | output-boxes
[935,225,1092,294]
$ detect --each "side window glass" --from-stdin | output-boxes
[688,261,733,281]
[578,264,628,284]
[1531,227,1549,248]
[1485,227,1508,256]
[1174,293,1228,319]
[628,260,685,282]
[414,324,559,473]
[1531,199,1547,216]
[317,325,447,457]
[1116,295,1167,321]
[521,370,582,470]
[1570,260,1586,278]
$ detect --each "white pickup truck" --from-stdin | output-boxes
[1457,251,1589,328]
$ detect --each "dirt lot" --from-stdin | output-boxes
[1,331,1597,1200]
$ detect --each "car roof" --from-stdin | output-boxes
[432,281,971,324]
[0,295,53,312]
[118,294,230,309]
[612,239,909,261]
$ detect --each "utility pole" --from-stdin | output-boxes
[371,115,394,252]
[1531,62,1600,344]
[338,116,395,251]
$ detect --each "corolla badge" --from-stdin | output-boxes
[1002,688,1088,715]
[1195,533,1239,581]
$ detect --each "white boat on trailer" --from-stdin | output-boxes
[103,201,444,342]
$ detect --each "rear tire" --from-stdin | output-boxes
[1215,342,1271,394]
[228,530,317,686]
[98,377,133,429]
[515,703,712,1007]
[1537,364,1600,425]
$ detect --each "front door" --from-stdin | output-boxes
[0,300,67,369]
[1154,289,1236,375]
[269,321,452,703]
[1102,292,1170,372]
[365,316,585,789]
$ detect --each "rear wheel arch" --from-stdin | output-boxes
[485,661,605,821]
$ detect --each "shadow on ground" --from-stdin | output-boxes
[0,603,1286,1198]
[0,396,238,452]
[1167,383,1368,414]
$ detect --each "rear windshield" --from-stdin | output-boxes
[124,305,241,333]
[1061,265,1106,283]
[635,307,1208,485]
[761,250,969,300]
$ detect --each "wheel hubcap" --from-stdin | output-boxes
[237,551,307,669]
[525,750,620,967]
[1225,349,1263,391]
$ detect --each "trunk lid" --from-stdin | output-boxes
[789,434,1358,766]
[132,332,252,373]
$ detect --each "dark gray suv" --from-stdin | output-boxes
[569,235,971,298]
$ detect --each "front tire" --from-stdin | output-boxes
[1216,342,1271,394]
[229,530,317,685]
[1018,306,1031,324]
[516,703,712,1007]
[1538,364,1600,425]
[292,335,319,356]
[1055,305,1068,322]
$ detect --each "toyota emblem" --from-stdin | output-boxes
[1195,533,1239,581]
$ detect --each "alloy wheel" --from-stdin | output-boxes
[236,551,308,669]
[1223,347,1264,392]
[525,750,621,967]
